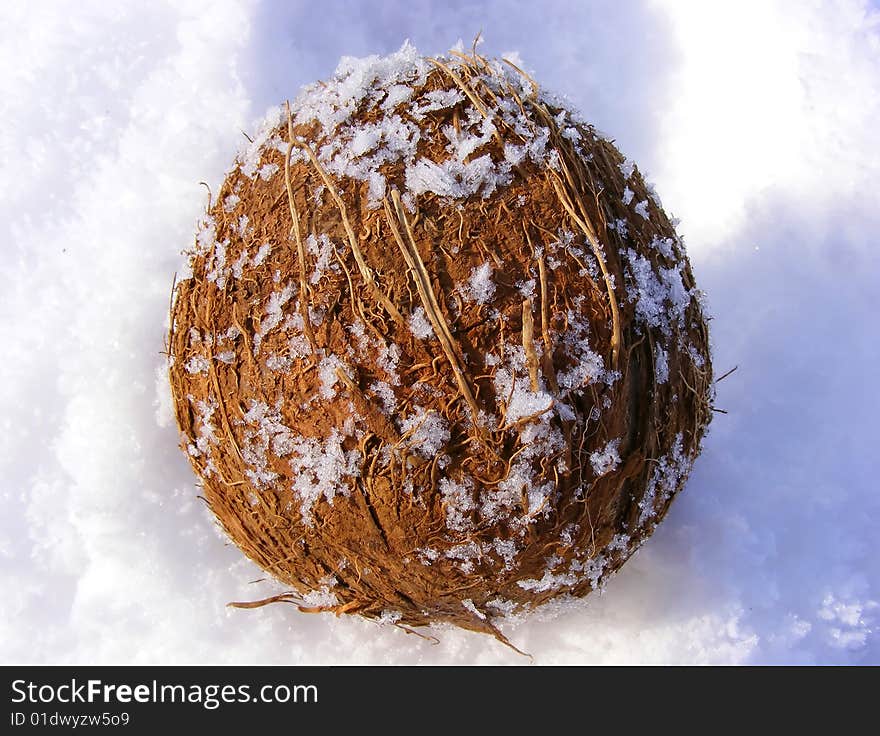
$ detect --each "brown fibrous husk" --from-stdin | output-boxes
[168,45,713,647]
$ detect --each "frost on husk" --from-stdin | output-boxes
[168,41,713,649]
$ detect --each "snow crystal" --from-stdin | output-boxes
[318,353,348,399]
[646,181,663,209]
[445,541,482,574]
[190,396,219,459]
[590,439,621,476]
[411,88,465,118]
[306,233,337,285]
[619,158,636,179]
[377,341,402,385]
[650,235,677,260]
[349,124,384,157]
[687,342,706,369]
[608,218,629,238]
[223,193,240,212]
[461,599,486,620]
[443,114,496,162]
[554,314,606,392]
[376,609,403,626]
[637,434,692,528]
[623,249,693,335]
[184,354,210,374]
[462,262,496,305]
[368,380,397,415]
[255,281,296,350]
[265,354,289,372]
[287,428,362,524]
[409,306,434,339]
[634,199,650,219]
[233,214,250,238]
[205,239,228,289]
[518,547,615,595]
[516,278,536,300]
[238,105,284,179]
[654,344,669,384]
[492,539,520,570]
[230,250,248,280]
[440,476,475,532]
[381,84,414,110]
[367,171,386,203]
[194,215,217,257]
[239,401,295,488]
[252,242,271,266]
[301,584,338,608]
[399,406,450,458]
[258,162,279,181]
[518,563,579,593]
[622,187,634,205]
[559,524,579,547]
[493,362,553,424]
[405,154,504,199]
[416,547,440,565]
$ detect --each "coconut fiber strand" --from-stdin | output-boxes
[168,42,713,645]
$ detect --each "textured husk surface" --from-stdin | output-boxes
[168,50,712,643]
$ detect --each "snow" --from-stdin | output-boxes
[1,0,878,665]
[462,263,497,305]
[252,242,272,266]
[590,439,622,476]
[405,154,502,199]
[288,428,361,524]
[462,599,487,620]
[408,306,435,339]
[398,406,450,459]
[184,355,210,375]
[623,249,693,335]
[440,477,476,532]
[654,344,670,384]
[254,281,296,350]
[305,233,338,285]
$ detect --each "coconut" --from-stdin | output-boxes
[168,41,713,646]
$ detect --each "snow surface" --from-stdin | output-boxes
[2,0,879,664]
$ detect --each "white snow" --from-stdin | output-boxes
[317,353,348,400]
[184,354,210,375]
[619,159,637,180]
[654,344,670,384]
[623,249,693,335]
[2,0,878,666]
[252,242,272,266]
[462,263,496,304]
[462,599,487,620]
[398,406,450,459]
[408,306,434,339]
[405,154,500,199]
[305,233,338,285]
[590,439,622,476]
[254,281,296,350]
[440,476,476,532]
[287,428,362,524]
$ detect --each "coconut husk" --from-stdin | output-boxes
[168,43,713,646]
